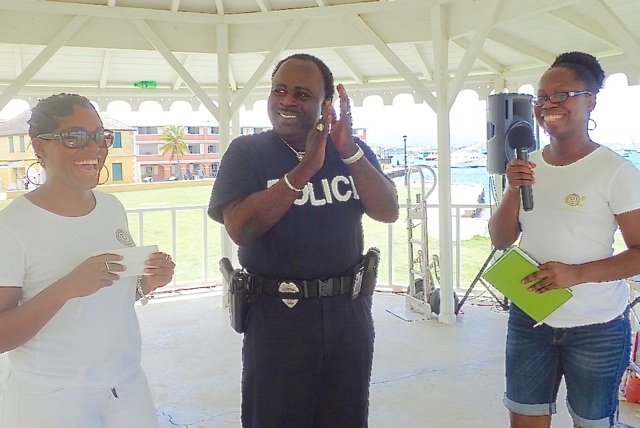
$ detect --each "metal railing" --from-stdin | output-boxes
[125,202,493,290]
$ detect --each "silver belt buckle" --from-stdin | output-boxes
[278,281,299,308]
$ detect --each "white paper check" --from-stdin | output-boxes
[92,245,158,278]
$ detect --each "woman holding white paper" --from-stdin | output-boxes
[489,52,640,428]
[0,93,175,427]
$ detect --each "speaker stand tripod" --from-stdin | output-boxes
[457,246,509,313]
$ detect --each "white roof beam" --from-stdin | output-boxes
[346,13,436,110]
[0,0,437,25]
[547,7,618,49]
[315,0,327,6]
[0,14,89,109]
[452,39,504,75]
[580,0,640,69]
[99,50,111,89]
[256,0,272,13]
[333,48,365,85]
[230,19,305,116]
[107,0,116,7]
[447,0,506,108]
[13,45,22,77]
[170,0,180,13]
[488,29,556,65]
[130,18,219,118]
[172,54,191,91]
[215,0,225,15]
[408,43,433,82]
[228,64,238,92]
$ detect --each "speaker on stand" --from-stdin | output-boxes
[487,93,536,175]
[458,93,538,313]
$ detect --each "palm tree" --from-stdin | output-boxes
[159,125,189,180]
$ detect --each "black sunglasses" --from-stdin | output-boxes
[36,129,114,149]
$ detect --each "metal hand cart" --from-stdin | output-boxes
[388,164,439,321]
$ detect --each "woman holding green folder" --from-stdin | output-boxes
[489,52,640,428]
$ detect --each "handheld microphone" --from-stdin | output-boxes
[506,122,535,212]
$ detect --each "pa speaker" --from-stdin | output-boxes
[486,93,536,174]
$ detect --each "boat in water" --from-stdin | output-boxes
[450,146,487,168]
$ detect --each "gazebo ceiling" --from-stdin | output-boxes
[0,0,639,111]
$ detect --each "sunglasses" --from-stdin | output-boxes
[36,129,114,149]
[531,91,593,107]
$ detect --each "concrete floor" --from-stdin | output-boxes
[1,288,639,427]
[139,288,640,428]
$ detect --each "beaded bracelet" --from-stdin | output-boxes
[342,145,364,165]
[136,276,152,306]
[283,173,304,192]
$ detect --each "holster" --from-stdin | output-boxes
[219,258,253,334]
[350,247,381,299]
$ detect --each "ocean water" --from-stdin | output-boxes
[410,151,640,204]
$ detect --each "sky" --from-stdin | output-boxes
[1,72,638,151]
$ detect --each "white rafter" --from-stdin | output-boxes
[447,0,505,108]
[580,0,640,69]
[130,18,219,118]
[0,15,90,107]
[452,38,504,75]
[346,13,436,109]
[256,0,272,13]
[547,7,618,49]
[408,43,432,82]
[13,45,21,77]
[333,48,365,85]
[99,50,111,89]
[170,0,180,13]
[229,19,306,115]
[488,29,556,65]
[172,54,191,91]
[215,0,225,15]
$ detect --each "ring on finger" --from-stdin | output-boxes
[165,254,170,260]
[105,262,110,271]
[316,123,325,132]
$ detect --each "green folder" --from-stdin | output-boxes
[481,246,572,323]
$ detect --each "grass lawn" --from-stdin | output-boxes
[1,184,627,288]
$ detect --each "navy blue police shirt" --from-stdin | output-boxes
[209,130,386,280]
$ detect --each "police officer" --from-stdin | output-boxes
[208,53,399,428]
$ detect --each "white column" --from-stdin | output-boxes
[432,4,456,324]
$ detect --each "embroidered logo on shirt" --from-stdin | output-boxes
[565,193,586,207]
[115,229,135,247]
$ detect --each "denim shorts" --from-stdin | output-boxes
[504,304,631,428]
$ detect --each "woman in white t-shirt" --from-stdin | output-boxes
[489,52,640,428]
[0,93,175,427]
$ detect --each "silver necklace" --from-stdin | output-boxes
[279,137,305,162]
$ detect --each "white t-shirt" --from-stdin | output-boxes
[519,146,640,328]
[0,191,142,387]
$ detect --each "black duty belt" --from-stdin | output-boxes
[259,275,352,299]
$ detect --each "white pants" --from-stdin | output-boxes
[0,369,159,428]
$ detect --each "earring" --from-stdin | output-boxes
[25,161,44,187]
[588,118,597,131]
[98,165,110,185]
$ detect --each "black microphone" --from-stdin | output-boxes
[506,121,535,212]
